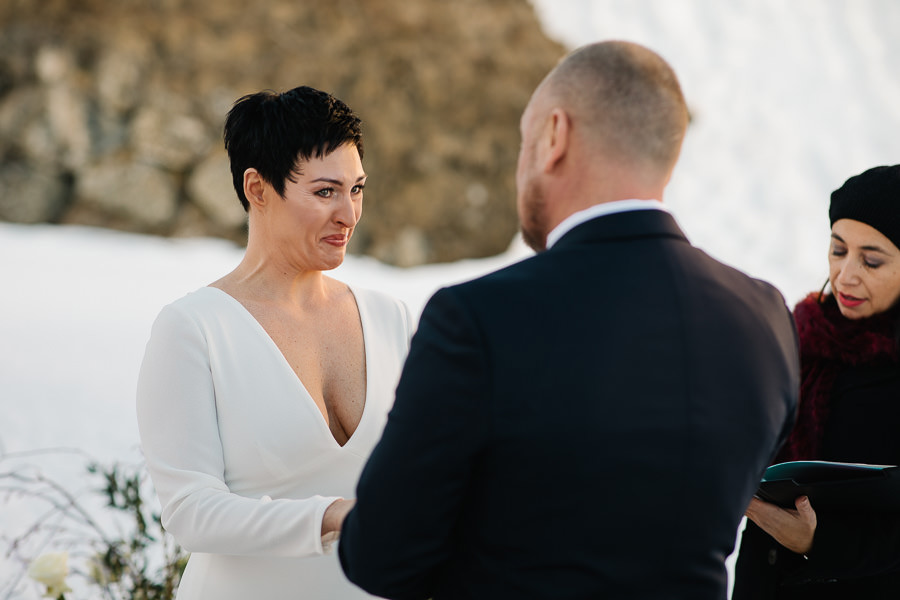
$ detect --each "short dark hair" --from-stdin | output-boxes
[223,86,364,211]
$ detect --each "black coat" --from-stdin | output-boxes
[734,346,900,598]
[339,209,799,599]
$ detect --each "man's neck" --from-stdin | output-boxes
[545,199,667,250]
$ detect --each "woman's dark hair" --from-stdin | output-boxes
[223,86,363,211]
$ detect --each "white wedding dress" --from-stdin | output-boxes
[136,286,412,599]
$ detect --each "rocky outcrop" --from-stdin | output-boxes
[0,0,565,265]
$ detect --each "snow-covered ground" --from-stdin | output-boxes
[2,1,899,597]
[0,223,529,460]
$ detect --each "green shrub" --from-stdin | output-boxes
[1,450,186,600]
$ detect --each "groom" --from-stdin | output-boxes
[338,41,799,599]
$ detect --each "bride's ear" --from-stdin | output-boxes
[243,168,267,210]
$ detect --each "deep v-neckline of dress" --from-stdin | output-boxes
[201,285,371,449]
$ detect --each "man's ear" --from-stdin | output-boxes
[542,108,570,174]
[243,168,267,210]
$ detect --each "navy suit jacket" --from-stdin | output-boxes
[340,209,800,599]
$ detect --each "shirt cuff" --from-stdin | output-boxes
[315,496,344,555]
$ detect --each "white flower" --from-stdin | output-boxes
[27,552,72,598]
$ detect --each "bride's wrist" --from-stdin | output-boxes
[321,498,355,535]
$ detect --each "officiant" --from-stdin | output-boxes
[734,164,900,598]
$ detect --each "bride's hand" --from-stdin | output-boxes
[322,498,357,535]
[745,495,817,555]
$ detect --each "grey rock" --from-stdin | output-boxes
[187,152,247,229]
[0,163,67,224]
[75,160,178,228]
[0,0,564,264]
[131,105,212,171]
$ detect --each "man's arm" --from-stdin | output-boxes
[339,286,489,599]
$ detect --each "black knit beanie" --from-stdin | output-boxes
[830,165,900,250]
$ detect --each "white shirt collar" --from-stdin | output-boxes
[545,199,668,250]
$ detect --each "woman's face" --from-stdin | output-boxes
[829,218,900,319]
[263,142,365,272]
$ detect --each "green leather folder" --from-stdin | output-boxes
[756,461,900,511]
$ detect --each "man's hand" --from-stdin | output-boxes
[745,495,817,555]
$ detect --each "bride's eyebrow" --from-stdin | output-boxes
[311,175,367,185]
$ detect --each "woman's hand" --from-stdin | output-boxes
[745,495,817,555]
[321,498,356,536]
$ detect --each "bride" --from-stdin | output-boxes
[136,86,412,599]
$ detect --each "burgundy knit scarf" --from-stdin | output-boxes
[776,292,899,463]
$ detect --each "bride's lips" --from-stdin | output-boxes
[838,292,865,308]
[323,234,349,247]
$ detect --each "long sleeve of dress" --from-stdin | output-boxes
[136,300,339,558]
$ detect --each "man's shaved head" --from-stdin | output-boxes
[540,41,689,180]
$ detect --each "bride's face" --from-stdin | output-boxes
[262,143,366,272]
